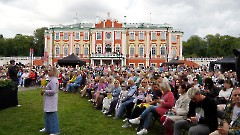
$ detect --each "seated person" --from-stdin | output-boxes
[202,77,221,99]
[173,87,218,135]
[24,69,36,87]
[217,79,233,111]
[114,79,137,119]
[122,81,162,128]
[160,83,191,135]
[210,87,240,135]
[93,77,108,109]
[129,82,175,135]
[61,73,69,90]
[102,80,122,114]
[65,71,82,93]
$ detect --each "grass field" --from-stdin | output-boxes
[0,89,163,135]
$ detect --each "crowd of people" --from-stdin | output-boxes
[3,61,240,135]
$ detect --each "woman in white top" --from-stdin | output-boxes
[217,79,233,111]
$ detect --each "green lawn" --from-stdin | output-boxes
[0,89,163,135]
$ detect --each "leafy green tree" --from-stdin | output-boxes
[33,27,47,56]
[183,35,207,57]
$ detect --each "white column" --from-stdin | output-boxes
[100,59,103,65]
[146,31,150,66]
[111,59,113,65]
[44,36,48,65]
[49,32,53,65]
[92,33,96,53]
[122,31,126,55]
[122,31,126,66]
[179,35,183,60]
[91,59,94,66]
[168,32,172,60]
[70,32,73,54]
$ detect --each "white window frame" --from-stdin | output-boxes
[115,45,120,53]
[75,45,80,55]
[55,32,60,40]
[96,32,102,40]
[139,32,144,40]
[171,35,177,43]
[151,44,156,56]
[160,45,166,56]
[129,44,135,56]
[151,63,157,67]
[129,32,135,40]
[160,32,166,40]
[115,31,121,39]
[55,46,60,56]
[172,49,177,58]
[63,46,68,56]
[139,45,144,56]
[97,46,102,53]
[129,63,135,68]
[63,32,68,40]
[84,32,89,40]
[84,44,89,55]
[75,32,80,40]
[138,63,144,68]
[151,32,157,40]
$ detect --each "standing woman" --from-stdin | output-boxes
[40,66,60,135]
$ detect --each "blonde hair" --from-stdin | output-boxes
[49,66,59,77]
[160,82,171,92]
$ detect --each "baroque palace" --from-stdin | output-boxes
[44,15,183,67]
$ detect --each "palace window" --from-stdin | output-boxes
[139,45,144,56]
[151,32,157,40]
[151,45,156,56]
[139,32,144,40]
[172,49,177,58]
[129,32,135,40]
[160,32,166,40]
[63,32,68,40]
[96,32,102,40]
[115,31,121,39]
[171,35,177,43]
[116,45,120,53]
[75,32,80,40]
[160,46,166,55]
[55,46,60,56]
[84,44,88,55]
[63,47,68,56]
[130,45,135,56]
[84,32,89,40]
[55,32,60,40]
[75,47,80,55]
[97,46,102,53]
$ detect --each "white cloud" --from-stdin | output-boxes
[0,0,239,41]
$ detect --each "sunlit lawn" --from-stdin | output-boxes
[0,89,163,135]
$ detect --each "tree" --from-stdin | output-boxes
[183,35,207,57]
[33,27,47,56]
